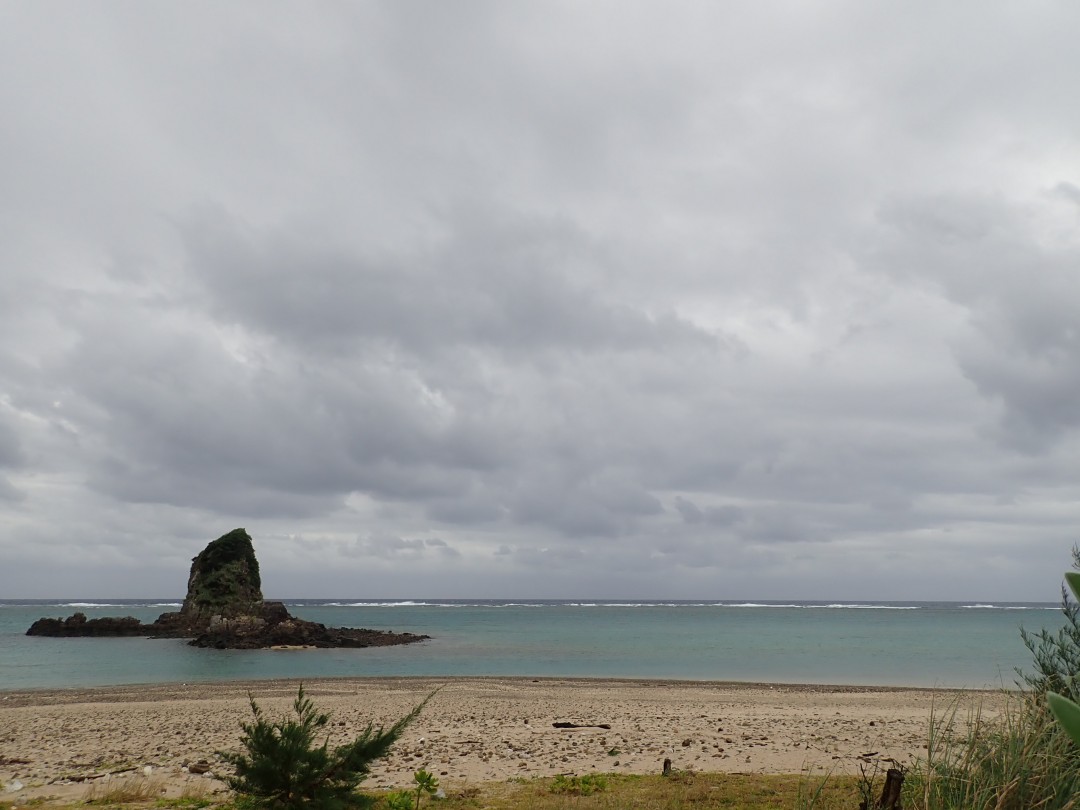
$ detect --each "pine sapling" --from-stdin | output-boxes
[221,685,435,810]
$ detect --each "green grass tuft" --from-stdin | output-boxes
[902,692,1080,810]
[549,773,609,795]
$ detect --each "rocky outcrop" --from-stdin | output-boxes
[183,527,264,622]
[190,600,428,649]
[26,613,146,637]
[26,529,429,650]
[149,528,266,637]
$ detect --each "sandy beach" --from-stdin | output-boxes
[1,677,1003,805]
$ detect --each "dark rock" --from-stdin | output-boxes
[260,600,291,625]
[141,529,265,638]
[26,613,146,637]
[26,529,429,650]
[188,601,429,650]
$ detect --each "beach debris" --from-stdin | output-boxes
[4,779,23,793]
[662,758,672,776]
[552,722,611,729]
[859,766,904,810]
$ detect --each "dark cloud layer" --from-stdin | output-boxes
[1,2,1078,599]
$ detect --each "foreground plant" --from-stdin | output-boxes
[84,774,165,805]
[221,685,434,810]
[1019,549,1080,701]
[380,769,440,810]
[1046,571,1080,745]
[910,693,1080,810]
[410,770,439,809]
[906,548,1080,810]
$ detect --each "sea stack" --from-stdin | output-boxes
[27,529,429,650]
[150,527,269,639]
[183,527,264,622]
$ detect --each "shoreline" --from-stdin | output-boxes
[0,673,999,706]
[1,676,1008,805]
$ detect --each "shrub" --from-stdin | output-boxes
[1044,568,1080,748]
[1018,545,1080,702]
[221,685,434,810]
[906,547,1080,810]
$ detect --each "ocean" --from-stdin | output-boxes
[0,599,1064,691]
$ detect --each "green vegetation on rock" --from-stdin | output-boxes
[183,528,264,619]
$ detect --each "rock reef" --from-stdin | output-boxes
[26,529,428,650]
[24,613,147,637]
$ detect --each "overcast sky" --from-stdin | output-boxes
[1,2,1078,600]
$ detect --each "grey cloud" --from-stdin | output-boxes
[508,467,665,538]
[180,209,720,359]
[739,509,830,545]
[869,192,1080,450]
[0,416,25,469]
[674,496,704,523]
[49,289,518,516]
[1053,183,1080,207]
[674,497,743,527]
[423,538,462,559]
[3,3,1080,599]
[0,414,26,501]
[963,349,1080,452]
[0,477,24,503]
[344,535,461,560]
[495,544,587,569]
[426,496,506,525]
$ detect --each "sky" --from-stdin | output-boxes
[1,2,1078,601]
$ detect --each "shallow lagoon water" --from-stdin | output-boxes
[0,599,1062,690]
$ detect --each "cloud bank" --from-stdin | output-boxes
[1,2,1078,599]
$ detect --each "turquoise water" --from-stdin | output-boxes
[0,599,1064,691]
